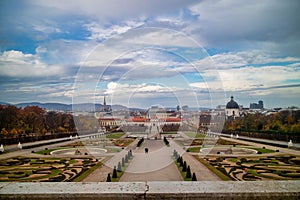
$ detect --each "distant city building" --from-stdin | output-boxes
[225,96,240,118]
[250,100,264,109]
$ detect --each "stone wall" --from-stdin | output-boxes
[0,181,299,200]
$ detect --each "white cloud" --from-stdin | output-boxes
[32,0,198,21]
[122,28,198,48]
[85,20,144,41]
[0,50,62,77]
[198,65,300,93]
[188,0,300,54]
[193,50,300,70]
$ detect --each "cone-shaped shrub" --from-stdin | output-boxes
[192,173,197,181]
[106,173,111,182]
[177,156,181,163]
[117,162,122,172]
[182,161,187,172]
[122,157,125,167]
[179,157,184,167]
[112,166,117,178]
[127,151,131,159]
[186,166,191,178]
[173,150,178,159]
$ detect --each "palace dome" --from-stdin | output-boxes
[226,96,239,109]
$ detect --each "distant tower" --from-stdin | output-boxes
[258,100,264,109]
[102,96,107,112]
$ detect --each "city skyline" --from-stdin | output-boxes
[0,0,300,108]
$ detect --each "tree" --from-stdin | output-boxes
[1,128,8,135]
[106,173,111,182]
[10,128,18,135]
[122,157,125,167]
[192,173,197,181]
[117,162,122,172]
[186,166,191,178]
[182,161,187,172]
[112,166,117,178]
[179,157,183,167]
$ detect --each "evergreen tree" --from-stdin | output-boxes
[127,151,131,159]
[122,157,125,167]
[117,161,122,172]
[182,161,187,172]
[179,157,184,167]
[192,173,197,181]
[177,156,181,163]
[106,173,111,182]
[186,166,191,178]
[112,166,117,178]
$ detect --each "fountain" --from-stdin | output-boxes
[200,146,257,155]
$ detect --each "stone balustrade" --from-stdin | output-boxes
[0,181,299,199]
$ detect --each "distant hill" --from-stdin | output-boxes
[0,102,211,112]
[16,102,72,111]
[7,102,127,112]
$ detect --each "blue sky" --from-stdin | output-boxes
[0,0,299,109]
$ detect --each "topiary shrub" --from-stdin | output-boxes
[179,157,184,167]
[117,162,122,172]
[182,161,187,172]
[122,157,125,167]
[106,173,111,182]
[186,166,191,178]
[192,173,197,181]
[137,138,144,147]
[112,166,117,178]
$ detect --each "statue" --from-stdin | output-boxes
[0,144,4,152]
[288,140,293,148]
[17,142,22,149]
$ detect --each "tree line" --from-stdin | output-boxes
[0,105,76,139]
[222,110,300,142]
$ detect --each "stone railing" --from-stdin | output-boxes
[0,181,299,199]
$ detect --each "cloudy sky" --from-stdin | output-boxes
[0,0,299,109]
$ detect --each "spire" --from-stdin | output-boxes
[103,96,106,106]
[101,96,107,112]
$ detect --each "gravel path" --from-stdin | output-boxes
[120,139,183,182]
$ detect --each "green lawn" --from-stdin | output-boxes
[106,132,125,138]
[249,147,275,154]
[183,132,206,139]
[228,158,238,163]
[187,146,201,153]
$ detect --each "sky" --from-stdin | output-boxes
[0,0,299,109]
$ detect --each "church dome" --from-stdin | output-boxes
[226,96,239,109]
